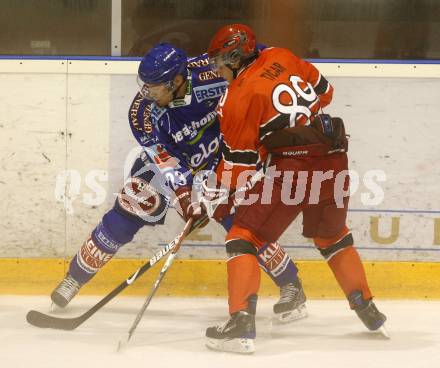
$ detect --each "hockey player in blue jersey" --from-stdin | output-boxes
[50,43,307,323]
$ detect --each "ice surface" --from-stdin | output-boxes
[1,296,439,368]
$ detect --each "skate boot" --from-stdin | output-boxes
[205,295,257,354]
[273,278,307,323]
[348,290,389,338]
[50,274,82,308]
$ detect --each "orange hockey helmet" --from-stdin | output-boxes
[208,24,257,72]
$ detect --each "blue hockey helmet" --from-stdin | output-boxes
[138,43,188,85]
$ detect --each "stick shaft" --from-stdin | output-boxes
[123,219,193,344]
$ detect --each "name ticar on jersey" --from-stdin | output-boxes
[260,62,286,81]
[193,82,227,102]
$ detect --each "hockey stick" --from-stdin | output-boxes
[26,169,264,331]
[117,218,193,351]
[115,169,269,349]
[26,216,206,331]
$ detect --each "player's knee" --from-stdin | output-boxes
[257,241,293,274]
[315,233,354,260]
[225,239,257,258]
[97,209,144,247]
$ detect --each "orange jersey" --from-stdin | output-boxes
[216,47,333,189]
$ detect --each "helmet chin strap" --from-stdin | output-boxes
[226,52,259,80]
[226,64,239,79]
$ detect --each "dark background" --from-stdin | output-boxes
[0,0,438,59]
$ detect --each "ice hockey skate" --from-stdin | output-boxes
[273,278,308,324]
[205,294,257,354]
[348,290,389,338]
[205,310,256,354]
[50,274,82,308]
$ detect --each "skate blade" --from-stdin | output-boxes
[376,325,390,339]
[49,302,68,314]
[273,304,308,324]
[49,302,63,313]
[205,337,255,354]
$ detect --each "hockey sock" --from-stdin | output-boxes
[221,216,299,287]
[69,209,143,284]
[69,233,116,285]
[326,246,372,303]
[256,242,299,287]
[227,254,260,314]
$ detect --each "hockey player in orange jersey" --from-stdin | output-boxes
[203,24,387,354]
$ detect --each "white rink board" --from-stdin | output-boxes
[0,60,439,261]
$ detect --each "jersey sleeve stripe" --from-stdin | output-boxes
[312,73,322,88]
[259,113,290,139]
[223,143,259,166]
[260,113,281,128]
[314,75,331,96]
[222,157,256,167]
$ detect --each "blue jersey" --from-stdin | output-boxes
[128,53,227,190]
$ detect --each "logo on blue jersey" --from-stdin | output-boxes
[193,81,227,103]
[171,111,217,143]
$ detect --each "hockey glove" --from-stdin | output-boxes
[173,186,208,227]
[310,114,349,152]
[200,179,234,223]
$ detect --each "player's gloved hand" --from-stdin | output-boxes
[200,179,234,223]
[310,114,348,152]
[173,186,208,227]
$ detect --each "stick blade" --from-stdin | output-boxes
[116,332,131,352]
[26,310,80,331]
[116,340,125,352]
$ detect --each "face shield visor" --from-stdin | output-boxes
[208,49,241,72]
[137,75,173,102]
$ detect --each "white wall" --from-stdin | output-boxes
[0,59,439,261]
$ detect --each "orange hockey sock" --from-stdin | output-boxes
[227,253,261,314]
[326,246,372,303]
